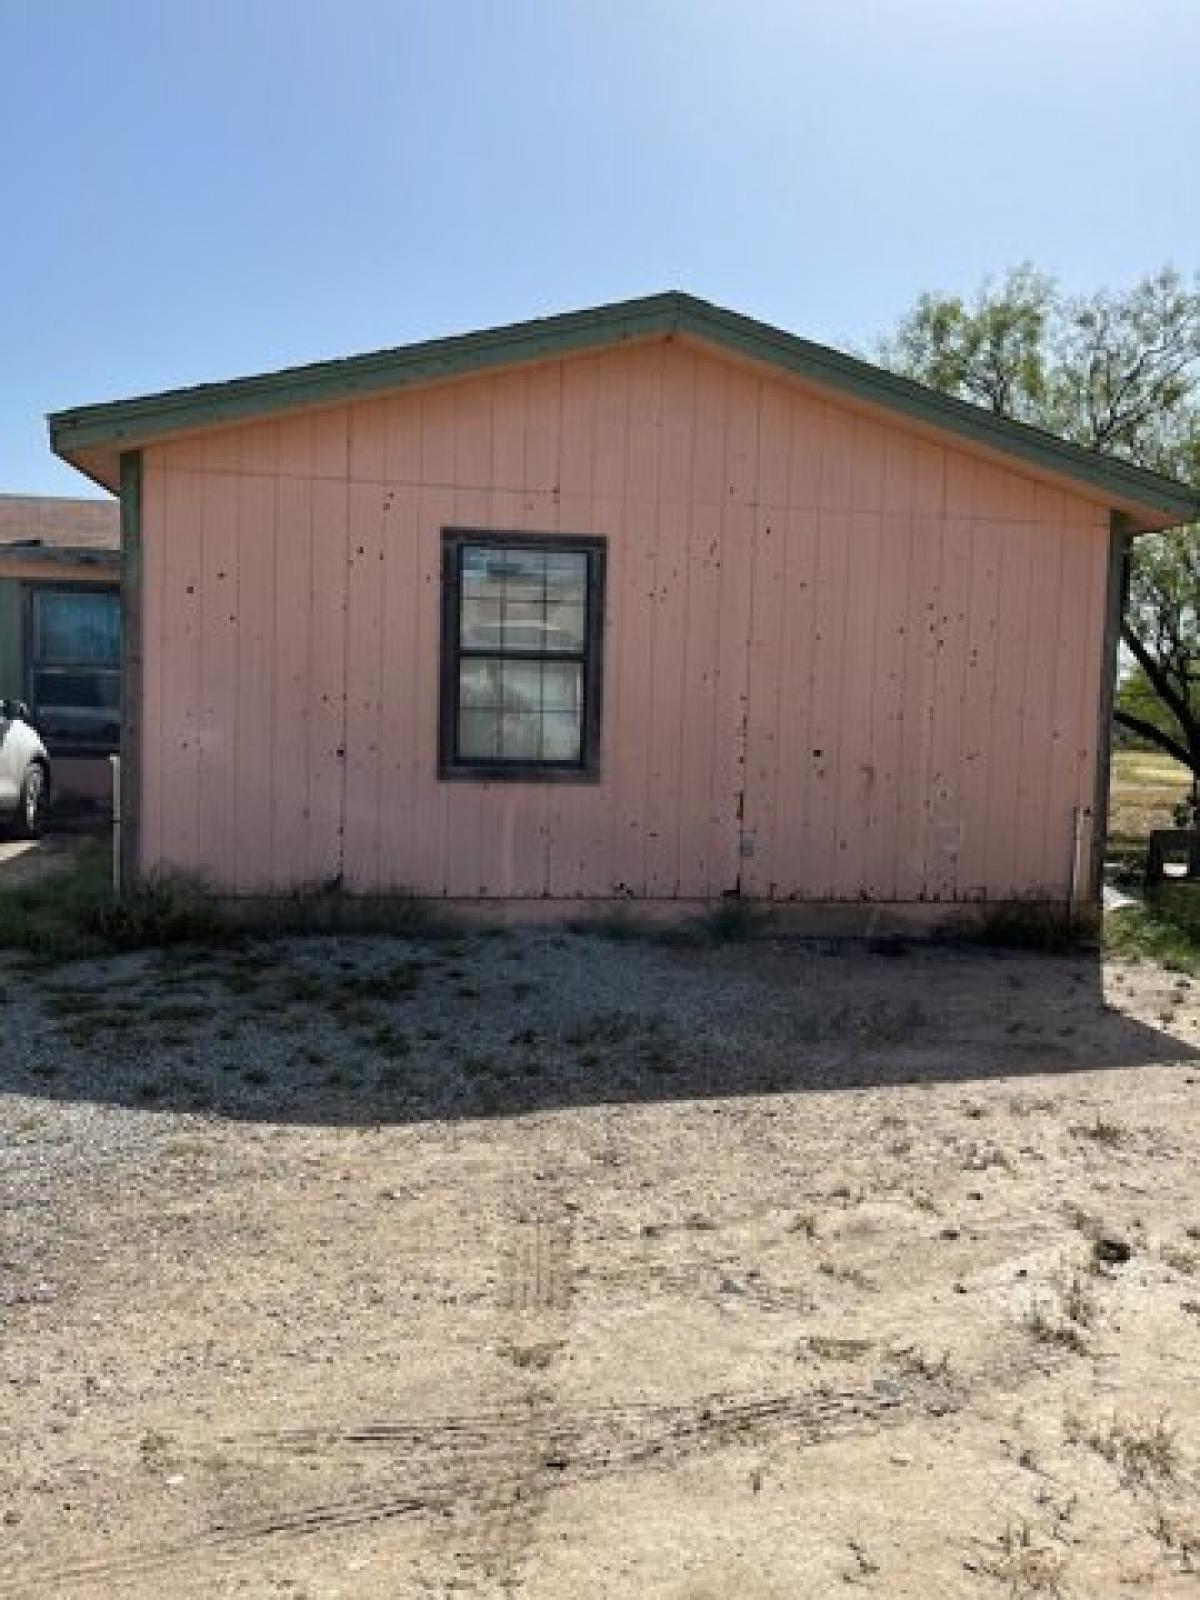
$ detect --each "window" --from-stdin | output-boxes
[28,587,121,753]
[440,532,605,779]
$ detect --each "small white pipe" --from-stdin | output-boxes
[109,754,121,898]
[1067,804,1089,920]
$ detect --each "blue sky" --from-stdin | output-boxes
[4,0,1198,497]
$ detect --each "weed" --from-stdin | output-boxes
[1151,1504,1199,1570]
[563,1011,643,1047]
[1072,1116,1128,1146]
[175,1073,211,1103]
[360,1024,411,1059]
[499,1339,562,1371]
[696,897,771,943]
[86,874,228,951]
[459,1051,494,1079]
[143,1001,212,1024]
[0,841,462,964]
[817,1259,877,1292]
[573,908,640,941]
[278,973,326,1004]
[975,901,1094,954]
[805,1334,874,1362]
[334,962,423,1003]
[43,988,106,1016]
[862,996,928,1042]
[1061,1271,1096,1327]
[981,1519,1067,1597]
[214,969,263,996]
[1023,1302,1087,1353]
[1066,1411,1178,1482]
[894,1345,952,1382]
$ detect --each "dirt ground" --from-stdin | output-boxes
[1,927,1199,1598]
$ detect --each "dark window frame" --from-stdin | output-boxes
[24,581,122,757]
[439,529,606,782]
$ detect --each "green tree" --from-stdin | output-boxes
[879,266,1200,790]
[1116,529,1200,797]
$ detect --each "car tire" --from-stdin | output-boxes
[15,762,46,839]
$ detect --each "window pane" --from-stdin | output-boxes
[545,553,587,652]
[34,669,121,711]
[459,658,503,709]
[462,547,504,597]
[460,596,505,650]
[33,669,121,747]
[499,711,543,760]
[499,660,542,712]
[545,551,587,600]
[458,708,501,760]
[499,599,552,652]
[34,591,120,667]
[541,661,582,711]
[499,549,546,604]
[541,711,582,762]
[543,598,586,652]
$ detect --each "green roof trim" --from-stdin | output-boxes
[47,291,1200,526]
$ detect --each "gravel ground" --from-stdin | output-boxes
[1,928,1199,1596]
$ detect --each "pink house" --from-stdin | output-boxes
[48,294,1200,920]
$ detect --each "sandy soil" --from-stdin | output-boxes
[1,930,1198,1597]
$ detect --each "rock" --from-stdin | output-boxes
[1093,1234,1132,1265]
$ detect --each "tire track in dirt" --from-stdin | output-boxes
[448,1174,576,1593]
[0,1375,964,1596]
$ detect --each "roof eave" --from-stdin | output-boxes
[47,291,1200,531]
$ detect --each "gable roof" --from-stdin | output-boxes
[47,291,1200,530]
[0,492,119,554]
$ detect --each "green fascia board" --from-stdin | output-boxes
[0,577,23,699]
[47,291,1200,526]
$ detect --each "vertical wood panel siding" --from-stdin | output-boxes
[141,338,1110,902]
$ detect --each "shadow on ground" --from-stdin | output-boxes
[1,928,1195,1128]
[0,827,99,891]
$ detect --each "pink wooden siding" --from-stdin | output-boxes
[139,336,1111,902]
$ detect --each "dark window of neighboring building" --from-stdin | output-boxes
[439,532,605,780]
[28,586,121,752]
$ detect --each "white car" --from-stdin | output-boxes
[0,700,50,837]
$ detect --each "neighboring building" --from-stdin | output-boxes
[0,494,121,805]
[47,294,1200,914]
